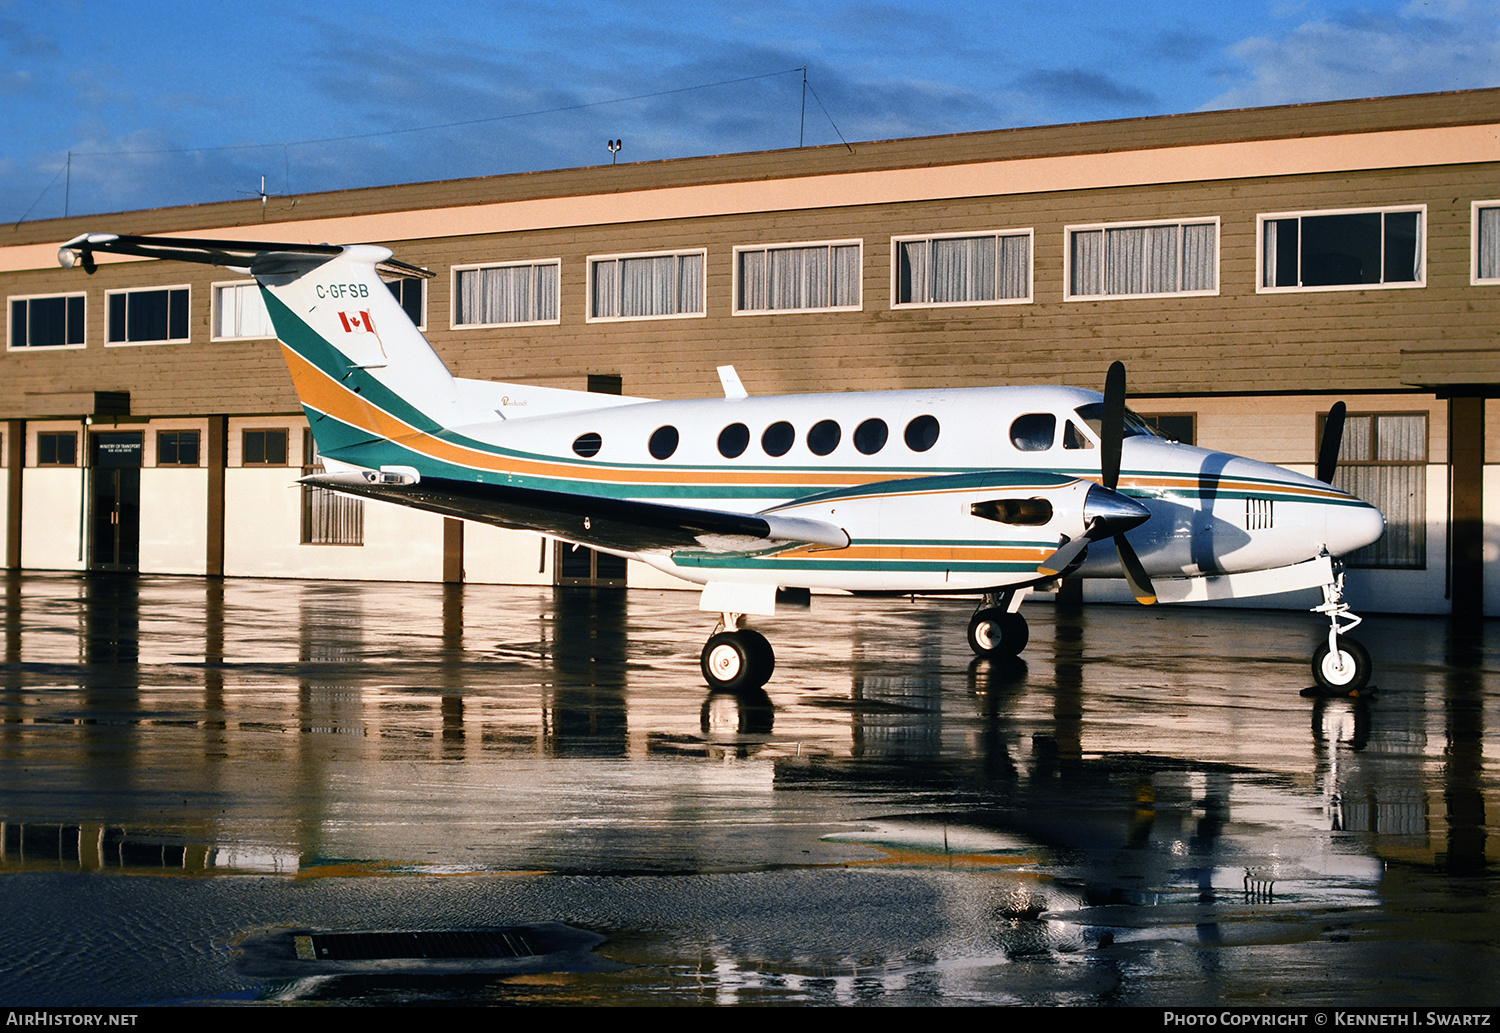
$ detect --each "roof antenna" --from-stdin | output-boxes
[238,175,278,220]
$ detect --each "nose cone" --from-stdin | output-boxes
[1326,498,1386,557]
[1083,483,1151,536]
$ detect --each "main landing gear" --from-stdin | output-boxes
[966,589,1031,658]
[701,613,776,692]
[1308,558,1372,694]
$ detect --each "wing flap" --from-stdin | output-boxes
[302,473,849,554]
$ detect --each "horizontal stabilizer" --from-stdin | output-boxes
[58,232,432,280]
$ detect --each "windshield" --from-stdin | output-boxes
[1074,403,1162,440]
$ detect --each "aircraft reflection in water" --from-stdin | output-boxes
[61,233,1384,695]
[2,574,1494,1005]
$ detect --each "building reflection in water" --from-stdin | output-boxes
[0,573,1494,1003]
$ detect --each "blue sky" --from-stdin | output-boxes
[4,0,1499,223]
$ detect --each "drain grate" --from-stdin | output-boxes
[235,922,618,979]
[297,928,537,962]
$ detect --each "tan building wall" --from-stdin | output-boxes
[2,88,1498,611]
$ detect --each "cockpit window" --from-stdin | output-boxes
[1074,402,1161,439]
[1010,413,1056,451]
[1063,420,1094,449]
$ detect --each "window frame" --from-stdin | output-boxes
[35,430,79,467]
[450,259,560,329]
[890,229,1033,309]
[385,275,428,330]
[733,238,864,315]
[1471,200,1500,286]
[586,248,707,323]
[210,280,275,342]
[1064,217,1220,301]
[154,429,202,468]
[240,428,289,467]
[8,292,87,351]
[1256,205,1426,294]
[105,284,191,346]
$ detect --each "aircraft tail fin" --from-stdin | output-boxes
[58,233,462,458]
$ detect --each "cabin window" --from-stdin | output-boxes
[212,282,274,340]
[1259,207,1423,291]
[156,430,200,467]
[242,429,288,466]
[807,420,841,456]
[1322,411,1427,569]
[36,431,77,466]
[904,415,940,452]
[894,230,1031,306]
[572,432,603,458]
[454,261,559,326]
[1010,414,1055,452]
[853,418,888,455]
[9,293,85,349]
[589,250,705,320]
[762,421,795,457]
[718,423,750,458]
[648,425,679,460]
[1068,219,1218,299]
[386,276,426,327]
[107,286,190,345]
[735,241,861,313]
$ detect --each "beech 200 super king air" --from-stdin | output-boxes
[59,234,1387,694]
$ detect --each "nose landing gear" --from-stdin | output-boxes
[1309,559,1371,694]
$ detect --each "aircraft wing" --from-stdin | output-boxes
[302,472,850,555]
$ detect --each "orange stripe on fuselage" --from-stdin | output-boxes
[282,345,874,489]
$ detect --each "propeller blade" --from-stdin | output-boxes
[1317,401,1347,484]
[1101,361,1126,490]
[1115,535,1157,606]
[1038,532,1091,578]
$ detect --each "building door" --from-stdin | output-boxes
[90,432,142,571]
[554,541,627,587]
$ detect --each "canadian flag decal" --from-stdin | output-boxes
[338,310,376,334]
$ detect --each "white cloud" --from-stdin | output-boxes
[1206,2,1500,109]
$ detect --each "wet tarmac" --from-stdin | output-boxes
[0,571,1496,1006]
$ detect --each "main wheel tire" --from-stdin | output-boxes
[967,608,1029,657]
[701,631,772,691]
[738,628,775,683]
[1312,638,1371,692]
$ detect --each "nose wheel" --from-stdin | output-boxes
[1309,558,1372,694]
[701,619,775,691]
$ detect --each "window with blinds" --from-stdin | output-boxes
[453,261,559,326]
[735,241,861,313]
[589,250,705,320]
[212,282,274,340]
[894,231,1030,307]
[1322,411,1427,568]
[1472,202,1500,285]
[1067,219,1218,299]
[301,430,363,546]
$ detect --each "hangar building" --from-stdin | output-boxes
[3,88,1499,615]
